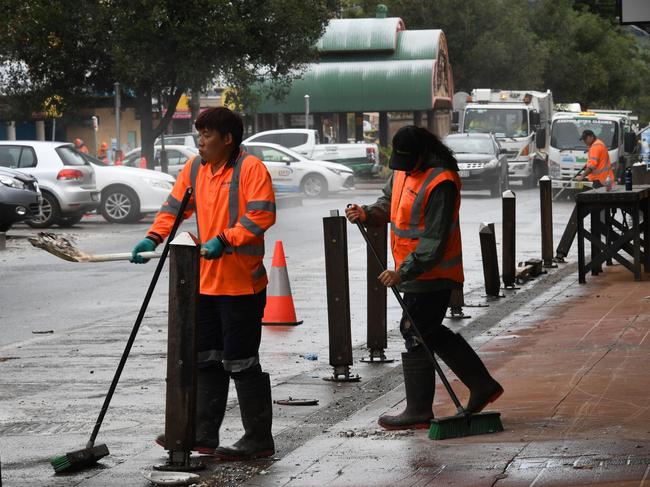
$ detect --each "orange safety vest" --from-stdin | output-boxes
[147,152,276,295]
[390,167,464,284]
[586,139,614,184]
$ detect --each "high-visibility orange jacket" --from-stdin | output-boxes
[147,151,276,296]
[586,138,614,184]
[390,167,464,284]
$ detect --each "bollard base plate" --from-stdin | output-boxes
[154,450,205,472]
[323,365,361,382]
[445,307,471,319]
[502,285,520,290]
[462,301,489,308]
[360,349,394,363]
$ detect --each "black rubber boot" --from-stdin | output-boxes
[155,364,230,454]
[378,348,435,430]
[212,369,275,461]
[432,330,503,413]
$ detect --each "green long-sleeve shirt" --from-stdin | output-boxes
[362,170,462,293]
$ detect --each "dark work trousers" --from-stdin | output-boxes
[400,289,453,352]
[196,289,267,373]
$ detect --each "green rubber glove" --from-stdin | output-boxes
[130,238,157,264]
[201,237,225,260]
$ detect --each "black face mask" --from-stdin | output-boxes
[389,157,418,172]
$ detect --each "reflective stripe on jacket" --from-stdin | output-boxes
[147,151,276,295]
[390,167,464,284]
[586,139,614,184]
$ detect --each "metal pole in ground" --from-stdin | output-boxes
[155,232,204,472]
[361,222,392,363]
[479,222,503,299]
[0,232,6,251]
[539,176,557,268]
[555,204,578,262]
[322,210,359,382]
[446,286,471,319]
[502,190,517,289]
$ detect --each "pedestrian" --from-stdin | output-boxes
[74,138,89,154]
[345,125,503,430]
[98,142,110,164]
[129,107,276,460]
[575,129,614,188]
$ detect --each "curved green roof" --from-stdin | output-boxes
[254,18,453,114]
[316,17,405,53]
[257,60,435,113]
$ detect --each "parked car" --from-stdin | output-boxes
[443,133,509,197]
[154,133,198,148]
[243,129,380,178]
[0,166,41,232]
[0,141,100,227]
[241,142,354,197]
[83,154,175,223]
[122,145,198,178]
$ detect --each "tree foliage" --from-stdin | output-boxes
[340,0,650,123]
[0,0,335,166]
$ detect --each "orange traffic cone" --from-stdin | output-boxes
[262,240,303,326]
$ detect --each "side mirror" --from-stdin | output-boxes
[530,111,541,128]
[535,128,546,149]
[624,132,637,153]
[452,111,459,124]
[281,156,292,164]
[499,148,508,155]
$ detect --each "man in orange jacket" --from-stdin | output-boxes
[575,129,614,188]
[346,126,503,430]
[129,107,276,460]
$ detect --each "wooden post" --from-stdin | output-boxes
[539,176,556,268]
[479,222,502,298]
[502,190,517,288]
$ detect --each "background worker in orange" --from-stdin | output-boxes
[346,126,503,430]
[129,107,277,460]
[575,129,614,188]
[97,142,110,164]
[74,138,89,154]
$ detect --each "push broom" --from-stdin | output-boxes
[353,219,503,440]
[50,187,193,473]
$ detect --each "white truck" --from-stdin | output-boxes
[460,89,553,187]
[243,129,379,177]
[548,110,637,196]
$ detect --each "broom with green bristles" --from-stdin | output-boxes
[353,220,504,440]
[50,187,193,473]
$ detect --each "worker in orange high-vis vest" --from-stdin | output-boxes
[575,129,614,188]
[346,126,503,431]
[129,107,276,460]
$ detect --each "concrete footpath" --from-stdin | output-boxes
[1,261,649,486]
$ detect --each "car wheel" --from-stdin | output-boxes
[26,192,60,229]
[58,213,84,227]
[301,174,328,198]
[101,186,140,223]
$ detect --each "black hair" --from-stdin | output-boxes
[415,127,459,172]
[195,107,244,167]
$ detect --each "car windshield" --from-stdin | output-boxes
[463,108,529,138]
[56,145,89,166]
[550,119,618,150]
[444,137,495,155]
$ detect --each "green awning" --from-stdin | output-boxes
[316,17,405,53]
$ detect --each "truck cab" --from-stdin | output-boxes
[548,111,632,196]
[461,89,553,188]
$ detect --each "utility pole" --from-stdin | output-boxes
[304,95,310,129]
[114,82,121,162]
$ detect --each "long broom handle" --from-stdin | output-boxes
[353,219,465,414]
[86,187,193,449]
[552,164,587,201]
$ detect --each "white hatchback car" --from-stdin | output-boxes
[241,142,355,197]
[0,141,100,228]
[83,154,175,223]
[122,145,198,178]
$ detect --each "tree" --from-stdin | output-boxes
[0,0,335,167]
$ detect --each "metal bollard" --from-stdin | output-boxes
[446,287,471,319]
[502,190,517,288]
[322,210,359,382]
[555,204,577,262]
[479,222,503,298]
[539,176,556,268]
[361,222,392,363]
[156,232,204,472]
[0,232,5,251]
